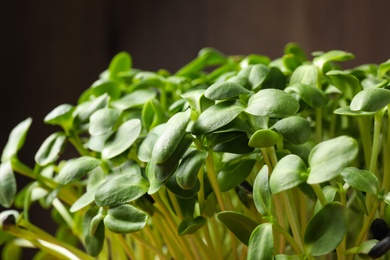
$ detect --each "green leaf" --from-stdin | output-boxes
[326,70,362,100]
[2,242,22,260]
[313,50,355,70]
[204,81,251,100]
[191,100,245,135]
[289,64,319,87]
[340,167,378,194]
[70,187,98,213]
[109,52,132,81]
[178,216,206,236]
[304,202,346,256]
[313,186,338,214]
[83,206,105,257]
[248,129,279,148]
[213,134,254,154]
[253,165,272,216]
[165,169,200,199]
[246,89,299,118]
[1,117,32,162]
[272,116,311,145]
[247,223,274,260]
[90,80,121,100]
[378,59,390,78]
[151,109,191,164]
[217,211,258,245]
[284,42,307,62]
[350,88,390,112]
[218,159,256,192]
[89,108,120,136]
[102,119,141,159]
[176,150,207,190]
[57,157,101,185]
[75,94,109,124]
[95,171,148,207]
[307,136,358,184]
[270,155,308,194]
[34,132,67,166]
[285,83,328,108]
[333,106,377,116]
[44,104,74,128]
[0,210,19,229]
[111,89,157,111]
[240,54,270,67]
[248,64,270,90]
[141,98,166,131]
[137,124,166,162]
[104,204,147,234]
[0,161,17,208]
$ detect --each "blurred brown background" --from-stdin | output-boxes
[1,0,390,257]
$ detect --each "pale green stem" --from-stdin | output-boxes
[273,222,304,255]
[281,191,304,251]
[358,117,373,169]
[370,112,383,179]
[205,150,227,211]
[311,184,327,206]
[129,232,168,260]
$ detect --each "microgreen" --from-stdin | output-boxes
[2,44,390,259]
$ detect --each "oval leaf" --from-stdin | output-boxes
[57,157,101,185]
[246,89,299,118]
[217,159,256,192]
[176,150,207,190]
[102,119,141,159]
[253,165,272,216]
[285,83,327,108]
[151,109,191,164]
[109,52,132,81]
[34,132,67,166]
[272,116,311,145]
[204,81,251,100]
[104,204,147,234]
[83,207,105,257]
[89,108,120,136]
[191,100,245,135]
[0,161,17,208]
[350,88,390,112]
[248,129,279,148]
[178,216,206,236]
[95,172,148,207]
[304,202,346,256]
[1,118,32,162]
[247,223,274,260]
[307,136,358,184]
[340,167,378,194]
[111,89,157,110]
[217,211,258,245]
[270,154,308,194]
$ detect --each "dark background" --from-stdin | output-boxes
[1,0,390,257]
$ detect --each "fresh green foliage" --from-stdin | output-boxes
[2,44,390,259]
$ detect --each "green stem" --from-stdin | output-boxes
[281,191,304,251]
[205,150,227,211]
[68,131,90,156]
[370,112,383,179]
[129,232,168,260]
[316,108,322,143]
[354,199,379,248]
[358,117,373,169]
[312,184,327,206]
[273,222,304,255]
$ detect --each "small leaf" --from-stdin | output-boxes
[326,70,362,100]
[109,52,132,81]
[178,216,206,236]
[289,64,319,87]
[0,161,17,208]
[356,240,380,259]
[368,235,390,258]
[83,206,105,257]
[34,132,67,166]
[191,100,245,135]
[74,94,109,124]
[350,88,390,112]
[270,154,308,194]
[1,118,32,162]
[204,81,251,100]
[104,204,147,234]
[95,172,148,207]
[341,167,378,194]
[89,108,120,136]
[151,109,191,164]
[334,106,377,116]
[285,83,327,108]
[91,80,121,100]
[313,50,355,70]
[176,150,207,190]
[304,202,346,256]
[248,129,279,148]
[246,89,299,118]
[247,223,274,260]
[217,211,258,245]
[57,157,101,185]
[253,165,272,216]
[138,124,166,162]
[165,170,200,199]
[378,59,390,79]
[248,64,270,90]
[307,136,358,184]
[102,119,142,159]
[44,104,74,127]
[272,116,311,145]
[70,187,98,213]
[214,134,254,154]
[217,159,256,192]
[111,89,157,111]
[141,98,166,131]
